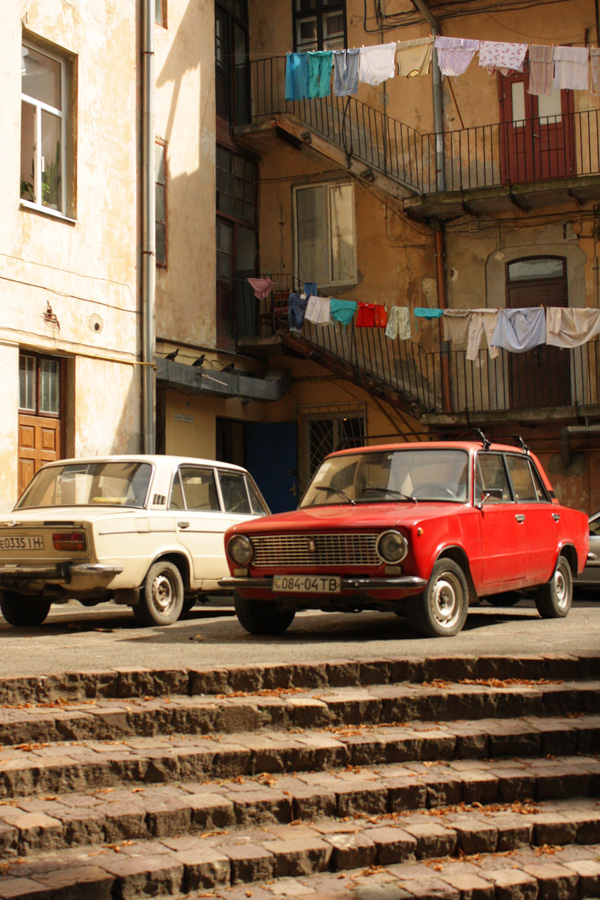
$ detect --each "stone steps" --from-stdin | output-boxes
[0,654,597,900]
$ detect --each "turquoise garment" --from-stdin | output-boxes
[307,51,333,98]
[285,53,309,101]
[414,307,443,319]
[330,298,357,327]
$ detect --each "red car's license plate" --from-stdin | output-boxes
[273,574,341,594]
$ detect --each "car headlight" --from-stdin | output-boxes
[228,534,254,566]
[376,530,408,564]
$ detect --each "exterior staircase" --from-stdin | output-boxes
[0,653,599,898]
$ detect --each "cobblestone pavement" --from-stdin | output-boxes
[0,596,598,678]
[0,653,598,899]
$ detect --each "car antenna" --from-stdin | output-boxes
[512,435,530,454]
[474,428,490,450]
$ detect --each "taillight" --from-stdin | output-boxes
[52,531,86,552]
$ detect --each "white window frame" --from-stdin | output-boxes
[20,40,68,218]
[293,181,356,289]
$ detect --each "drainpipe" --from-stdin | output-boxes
[142,0,156,453]
[435,223,452,413]
[409,0,445,191]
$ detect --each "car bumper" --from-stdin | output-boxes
[0,563,124,583]
[219,575,427,592]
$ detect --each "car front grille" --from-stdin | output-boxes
[251,532,381,568]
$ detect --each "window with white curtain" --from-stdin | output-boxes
[294,182,356,288]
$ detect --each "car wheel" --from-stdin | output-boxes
[134,561,184,626]
[486,591,522,607]
[535,555,572,618]
[409,559,469,637]
[0,592,51,627]
[234,592,295,635]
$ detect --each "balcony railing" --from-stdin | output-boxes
[233,57,600,195]
[236,278,600,415]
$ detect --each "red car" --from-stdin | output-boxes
[221,440,589,638]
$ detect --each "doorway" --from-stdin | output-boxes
[499,70,575,183]
[18,352,64,496]
[506,257,571,408]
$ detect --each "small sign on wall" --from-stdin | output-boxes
[174,414,194,423]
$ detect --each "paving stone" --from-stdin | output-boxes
[33,865,114,900]
[521,862,579,900]
[0,876,49,899]
[484,867,539,900]
[363,825,418,866]
[171,844,231,890]
[99,852,184,899]
[402,822,457,859]
[450,818,498,854]
[217,841,276,883]
[323,831,377,870]
[262,836,333,877]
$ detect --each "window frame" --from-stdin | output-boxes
[155,0,167,27]
[293,181,356,289]
[20,39,69,218]
[19,352,62,419]
[155,139,168,267]
[293,0,346,51]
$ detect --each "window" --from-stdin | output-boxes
[19,353,60,416]
[20,40,69,216]
[294,182,355,288]
[475,454,511,503]
[294,0,346,51]
[216,145,256,224]
[155,0,167,26]
[155,141,167,266]
[505,455,547,502]
[170,467,219,511]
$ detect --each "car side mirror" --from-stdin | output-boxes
[477,487,503,509]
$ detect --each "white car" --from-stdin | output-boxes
[0,455,270,627]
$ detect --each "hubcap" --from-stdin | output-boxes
[152,572,176,615]
[555,565,569,612]
[431,573,463,630]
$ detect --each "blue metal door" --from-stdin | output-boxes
[246,422,298,513]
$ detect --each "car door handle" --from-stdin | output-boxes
[177,521,190,529]
[515,514,525,523]
[552,513,560,522]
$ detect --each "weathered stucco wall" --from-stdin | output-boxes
[154,0,217,349]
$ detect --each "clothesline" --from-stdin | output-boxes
[285,38,599,100]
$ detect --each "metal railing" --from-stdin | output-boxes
[237,277,600,414]
[233,57,600,195]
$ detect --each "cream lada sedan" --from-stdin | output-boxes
[0,455,269,627]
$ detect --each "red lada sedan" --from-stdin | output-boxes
[221,440,589,638]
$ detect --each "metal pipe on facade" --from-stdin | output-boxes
[435,224,452,413]
[141,0,156,453]
[409,0,445,191]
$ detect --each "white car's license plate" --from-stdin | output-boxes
[273,574,341,594]
[0,535,45,551]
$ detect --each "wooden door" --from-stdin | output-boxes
[506,258,571,409]
[18,353,63,497]
[499,71,575,184]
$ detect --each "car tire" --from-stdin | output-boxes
[134,561,184,626]
[234,592,295,635]
[535,555,572,619]
[409,559,469,637]
[0,592,51,627]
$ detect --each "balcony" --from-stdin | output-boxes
[233,57,600,216]
[236,277,600,420]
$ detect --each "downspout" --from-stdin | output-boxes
[142,0,156,453]
[435,224,452,413]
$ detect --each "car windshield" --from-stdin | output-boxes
[16,461,153,510]
[300,448,469,507]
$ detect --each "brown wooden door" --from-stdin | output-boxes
[18,353,63,497]
[499,71,575,184]
[506,258,571,409]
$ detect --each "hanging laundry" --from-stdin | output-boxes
[356,302,387,327]
[528,45,554,96]
[414,307,443,332]
[358,43,397,86]
[434,37,479,78]
[478,40,527,75]
[442,309,471,345]
[285,53,309,101]
[247,277,274,300]
[303,282,318,298]
[466,310,500,361]
[288,292,308,332]
[330,298,358,326]
[491,307,546,353]
[554,46,589,91]
[546,307,600,348]
[305,296,331,325]
[333,48,360,96]
[396,36,434,77]
[307,51,333,98]
[385,306,411,340]
[590,47,600,94]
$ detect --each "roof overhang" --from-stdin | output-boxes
[156,359,291,401]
